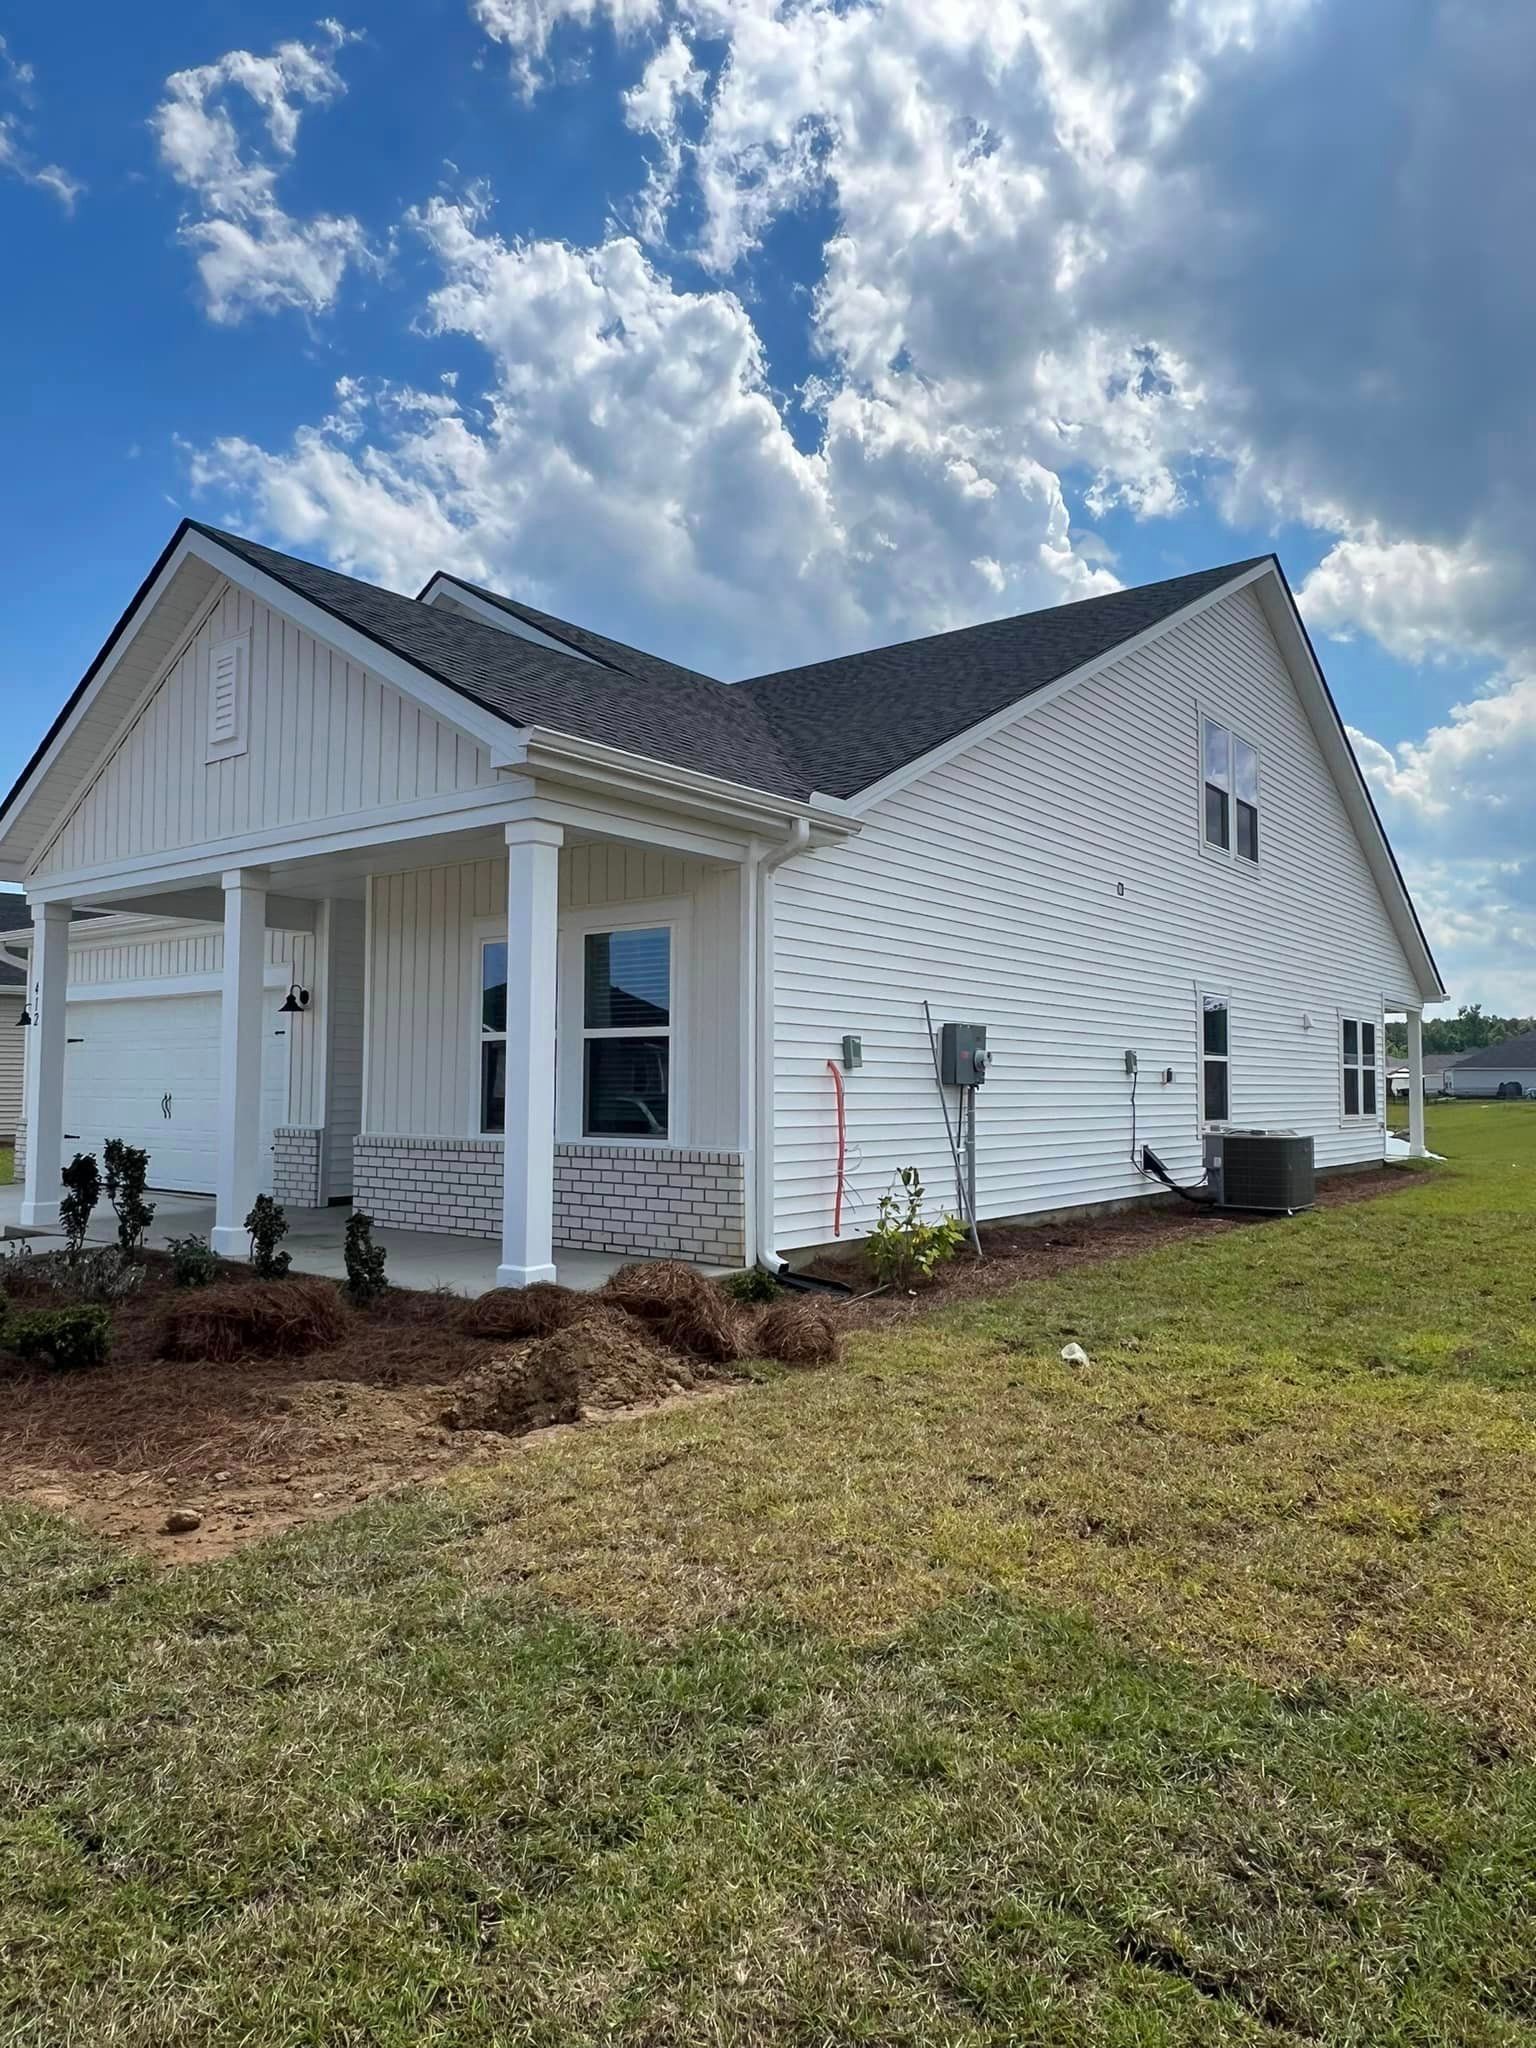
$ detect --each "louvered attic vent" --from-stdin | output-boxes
[207,633,249,762]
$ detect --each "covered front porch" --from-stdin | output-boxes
[13,791,789,1286]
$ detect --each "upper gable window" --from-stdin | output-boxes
[1202,718,1259,863]
[206,633,249,764]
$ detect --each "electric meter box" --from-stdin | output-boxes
[940,1021,990,1086]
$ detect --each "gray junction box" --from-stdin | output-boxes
[940,1021,990,1086]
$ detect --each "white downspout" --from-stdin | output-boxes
[753,818,810,1275]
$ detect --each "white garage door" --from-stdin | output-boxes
[62,990,289,1195]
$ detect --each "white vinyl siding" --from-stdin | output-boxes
[31,582,495,878]
[0,993,24,1138]
[770,584,1414,1252]
[364,844,743,1148]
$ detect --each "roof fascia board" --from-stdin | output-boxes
[841,562,1275,817]
[418,573,603,666]
[498,727,860,841]
[191,534,514,753]
[1251,571,1445,1003]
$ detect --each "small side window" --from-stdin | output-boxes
[1234,738,1259,862]
[1202,995,1230,1121]
[1202,718,1260,864]
[1342,1015,1378,1118]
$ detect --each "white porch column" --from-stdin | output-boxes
[19,899,71,1230]
[211,868,270,1255]
[498,820,563,1288]
[1406,1008,1427,1158]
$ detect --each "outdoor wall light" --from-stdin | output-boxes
[279,984,312,1015]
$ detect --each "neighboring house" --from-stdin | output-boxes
[0,895,28,1140]
[1445,1032,1536,1099]
[1387,1052,1464,1098]
[0,522,1444,1283]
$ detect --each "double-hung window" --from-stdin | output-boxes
[1202,719,1259,863]
[1202,994,1231,1122]
[1342,1016,1378,1118]
[582,926,672,1138]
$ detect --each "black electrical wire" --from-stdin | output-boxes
[1129,1058,1217,1205]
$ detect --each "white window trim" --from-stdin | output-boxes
[557,899,691,1147]
[1197,707,1260,869]
[1199,988,1233,1127]
[206,631,250,765]
[1339,1008,1382,1123]
[471,920,510,1138]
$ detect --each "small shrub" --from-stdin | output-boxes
[103,1139,155,1256]
[754,1296,842,1366]
[46,1245,143,1305]
[245,1195,291,1278]
[59,1152,101,1258]
[9,1304,112,1371]
[865,1167,967,1290]
[167,1233,221,1289]
[719,1266,780,1305]
[343,1212,389,1305]
[160,1277,347,1363]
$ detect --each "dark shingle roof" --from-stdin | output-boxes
[428,574,719,692]
[193,525,805,797]
[737,560,1270,800]
[1453,1030,1536,1070]
[194,526,1265,804]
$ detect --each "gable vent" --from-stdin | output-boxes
[207,633,249,762]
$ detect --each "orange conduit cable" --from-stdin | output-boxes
[826,1058,847,1236]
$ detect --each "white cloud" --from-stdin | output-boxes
[1301,536,1526,667]
[152,20,374,323]
[191,201,1113,675]
[473,0,661,96]
[0,34,82,211]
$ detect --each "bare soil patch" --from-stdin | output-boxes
[805,1163,1416,1329]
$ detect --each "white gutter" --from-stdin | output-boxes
[752,817,811,1275]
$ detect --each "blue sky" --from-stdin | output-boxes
[1,1,1530,1010]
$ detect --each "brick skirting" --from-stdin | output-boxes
[272,1126,324,1208]
[351,1134,747,1261]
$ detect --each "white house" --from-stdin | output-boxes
[1444,1032,1536,1098]
[0,522,1444,1285]
[1387,1052,1463,1099]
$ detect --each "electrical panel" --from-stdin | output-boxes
[940,1020,990,1086]
[841,1034,863,1070]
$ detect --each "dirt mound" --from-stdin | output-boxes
[444,1309,695,1435]
[160,1278,350,1364]
[602,1260,745,1363]
[459,1282,593,1341]
[754,1297,842,1366]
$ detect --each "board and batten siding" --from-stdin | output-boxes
[51,923,321,1129]
[31,581,494,879]
[771,584,1415,1252]
[365,844,743,1147]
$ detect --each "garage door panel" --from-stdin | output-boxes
[62,991,288,1196]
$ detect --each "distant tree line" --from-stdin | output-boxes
[1385,1004,1536,1058]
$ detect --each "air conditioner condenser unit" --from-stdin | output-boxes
[1203,1130,1315,1215]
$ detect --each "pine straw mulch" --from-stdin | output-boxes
[0,1167,1415,1563]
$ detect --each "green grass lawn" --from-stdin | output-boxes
[4,1105,1536,2045]
[0,1144,12,1187]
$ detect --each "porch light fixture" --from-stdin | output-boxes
[279,983,311,1015]
[14,1004,31,1027]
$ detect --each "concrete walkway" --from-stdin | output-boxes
[0,1187,731,1296]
